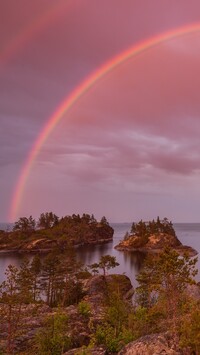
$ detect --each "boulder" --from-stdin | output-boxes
[64,346,106,354]
[119,333,182,354]
[83,274,133,313]
[185,282,200,300]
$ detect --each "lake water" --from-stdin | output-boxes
[0,223,200,286]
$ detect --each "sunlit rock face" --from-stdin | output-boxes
[115,232,198,256]
[119,333,181,355]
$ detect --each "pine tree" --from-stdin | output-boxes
[0,264,34,353]
[30,255,42,302]
[136,247,198,346]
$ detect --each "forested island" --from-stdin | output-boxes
[115,217,198,256]
[0,215,199,354]
[0,213,114,253]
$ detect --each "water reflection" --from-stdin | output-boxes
[0,223,200,286]
[0,244,147,287]
[0,253,30,283]
[76,242,112,264]
[76,242,146,286]
[123,251,146,273]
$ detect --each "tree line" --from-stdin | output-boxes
[130,217,176,237]
[0,250,119,354]
[13,212,110,233]
[0,213,113,251]
[0,247,199,354]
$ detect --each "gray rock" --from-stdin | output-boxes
[64,346,106,354]
[185,283,200,300]
[119,333,182,355]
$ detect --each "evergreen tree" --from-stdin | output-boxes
[100,216,109,226]
[41,252,63,306]
[18,257,34,303]
[30,255,42,302]
[13,216,36,234]
[35,311,71,354]
[136,247,198,345]
[0,264,35,353]
[130,222,136,234]
[89,255,119,276]
[38,212,59,229]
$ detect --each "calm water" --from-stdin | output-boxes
[0,223,200,286]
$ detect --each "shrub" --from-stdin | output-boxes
[35,312,71,354]
[78,301,91,318]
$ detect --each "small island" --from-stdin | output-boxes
[115,217,198,257]
[0,213,114,253]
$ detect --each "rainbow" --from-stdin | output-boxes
[0,0,70,68]
[9,22,200,221]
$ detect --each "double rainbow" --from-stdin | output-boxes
[0,1,69,67]
[10,23,200,221]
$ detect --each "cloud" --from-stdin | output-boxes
[2,0,200,221]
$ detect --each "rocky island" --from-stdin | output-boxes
[115,217,198,257]
[0,213,114,253]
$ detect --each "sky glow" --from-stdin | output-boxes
[1,0,200,222]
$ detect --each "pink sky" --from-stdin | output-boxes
[1,0,200,222]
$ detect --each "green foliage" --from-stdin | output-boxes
[0,263,35,353]
[179,302,200,353]
[106,298,128,335]
[31,255,42,302]
[18,257,35,303]
[89,255,119,276]
[100,216,109,226]
[88,263,99,275]
[93,323,120,353]
[123,231,130,241]
[93,322,134,353]
[129,217,176,243]
[35,311,71,354]
[41,252,63,307]
[127,306,164,338]
[78,301,91,318]
[9,213,113,251]
[65,280,84,306]
[104,275,130,337]
[38,212,59,229]
[40,248,85,307]
[13,215,36,235]
[136,247,198,339]
[2,214,199,355]
[77,268,92,279]
[90,273,133,352]
[0,262,34,304]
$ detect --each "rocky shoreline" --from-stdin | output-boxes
[115,244,198,257]
[115,232,198,257]
[0,236,113,254]
[0,216,114,253]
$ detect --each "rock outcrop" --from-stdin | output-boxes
[119,333,182,355]
[83,274,134,322]
[185,282,200,300]
[0,274,133,354]
[115,232,198,256]
[64,346,106,355]
[0,223,114,253]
